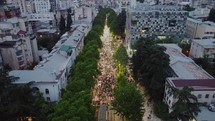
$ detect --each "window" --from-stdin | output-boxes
[198,94,202,98]
[45,89,49,94]
[205,94,209,98]
[213,94,215,98]
[46,97,50,101]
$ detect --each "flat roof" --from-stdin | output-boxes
[192,38,215,49]
[159,44,213,79]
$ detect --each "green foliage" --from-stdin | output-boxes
[208,8,215,22]
[178,41,191,56]
[132,38,170,100]
[66,8,73,30]
[112,78,144,121]
[153,101,170,120]
[169,87,200,120]
[183,5,195,11]
[194,57,215,77]
[49,8,109,121]
[114,44,128,67]
[0,71,54,121]
[117,10,126,38]
[60,15,66,34]
[137,0,145,3]
[156,37,175,44]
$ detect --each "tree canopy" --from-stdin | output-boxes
[48,8,108,121]
[132,38,170,100]
[169,87,200,120]
[0,71,54,121]
[208,8,215,22]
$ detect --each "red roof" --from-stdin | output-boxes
[172,79,215,88]
[17,30,26,35]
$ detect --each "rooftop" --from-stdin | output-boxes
[171,79,215,88]
[159,44,213,79]
[192,38,215,49]
[9,24,88,83]
[133,4,185,12]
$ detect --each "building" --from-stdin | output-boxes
[126,4,188,51]
[159,44,215,112]
[9,24,91,102]
[74,6,95,24]
[190,38,215,61]
[0,14,39,69]
[185,18,215,39]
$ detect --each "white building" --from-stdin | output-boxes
[185,18,215,39]
[190,38,215,60]
[9,24,91,102]
[159,44,215,112]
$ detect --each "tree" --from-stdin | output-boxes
[112,80,144,121]
[208,8,215,22]
[132,38,170,100]
[114,44,128,67]
[183,5,195,11]
[66,8,72,30]
[59,15,66,34]
[137,0,144,3]
[170,87,200,120]
[117,10,126,38]
[0,71,54,121]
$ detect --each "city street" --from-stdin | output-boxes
[92,20,161,121]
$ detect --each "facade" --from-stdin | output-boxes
[0,15,39,69]
[159,44,215,112]
[74,6,95,24]
[9,24,91,102]
[185,18,215,39]
[190,38,215,60]
[34,0,51,13]
[126,4,188,50]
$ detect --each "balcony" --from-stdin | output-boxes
[16,50,23,57]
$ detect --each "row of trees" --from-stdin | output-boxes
[132,38,170,100]
[113,45,144,121]
[0,71,54,121]
[110,12,144,120]
[48,8,109,121]
[107,9,126,38]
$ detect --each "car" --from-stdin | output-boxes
[208,104,215,112]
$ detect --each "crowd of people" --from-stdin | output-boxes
[93,24,118,105]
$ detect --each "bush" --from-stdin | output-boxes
[153,101,170,120]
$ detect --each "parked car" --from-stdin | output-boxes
[208,104,215,112]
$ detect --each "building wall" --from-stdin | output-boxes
[34,0,51,13]
[31,82,61,102]
[190,40,215,59]
[128,5,188,45]
[190,41,204,58]
[192,90,215,105]
[1,47,20,69]
[185,18,215,39]
[30,36,39,62]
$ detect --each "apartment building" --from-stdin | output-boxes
[185,18,215,39]
[190,38,215,61]
[9,24,91,102]
[0,3,39,70]
[126,4,188,49]
[159,44,215,112]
